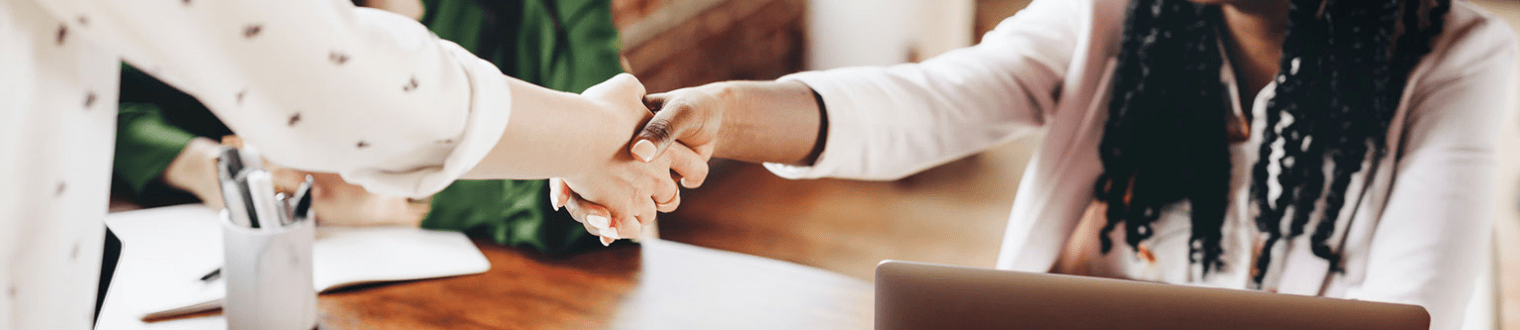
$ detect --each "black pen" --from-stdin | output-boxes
[199,267,221,282]
[290,175,315,224]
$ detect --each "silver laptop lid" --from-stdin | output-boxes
[875,260,1428,330]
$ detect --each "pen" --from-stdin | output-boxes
[217,148,252,227]
[199,268,221,282]
[274,192,290,225]
[289,175,315,225]
[244,170,278,229]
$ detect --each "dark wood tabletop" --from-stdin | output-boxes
[316,239,872,330]
[99,213,872,330]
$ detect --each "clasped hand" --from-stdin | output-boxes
[553,79,725,245]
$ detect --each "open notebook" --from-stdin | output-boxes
[99,204,491,323]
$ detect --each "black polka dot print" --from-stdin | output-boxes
[356,140,370,149]
[54,181,66,197]
[83,91,96,109]
[243,24,262,38]
[287,112,301,126]
[76,15,88,26]
[236,89,247,105]
[402,76,418,92]
[55,24,66,45]
[329,51,349,65]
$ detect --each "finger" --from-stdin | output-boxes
[584,221,602,242]
[563,191,600,236]
[548,177,571,211]
[643,93,671,112]
[563,192,613,236]
[631,101,693,163]
[632,209,660,241]
[651,168,680,208]
[656,191,681,213]
[665,143,710,188]
[616,214,643,240]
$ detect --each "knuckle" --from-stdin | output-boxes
[642,119,675,143]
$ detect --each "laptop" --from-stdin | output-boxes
[875,260,1429,330]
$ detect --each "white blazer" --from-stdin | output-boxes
[767,1,1517,329]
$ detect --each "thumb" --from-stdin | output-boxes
[631,94,690,163]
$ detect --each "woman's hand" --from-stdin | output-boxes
[546,84,733,244]
[270,168,429,227]
[162,137,229,210]
[550,75,711,245]
[627,85,729,186]
[547,81,829,245]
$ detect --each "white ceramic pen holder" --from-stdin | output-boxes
[220,210,318,330]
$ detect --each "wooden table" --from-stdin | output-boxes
[97,207,872,330]
[317,239,872,329]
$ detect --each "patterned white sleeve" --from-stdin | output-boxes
[31,0,513,197]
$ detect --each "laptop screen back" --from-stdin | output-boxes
[875,260,1428,330]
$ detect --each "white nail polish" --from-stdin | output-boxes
[601,227,621,240]
[587,215,611,230]
[633,140,657,162]
[600,236,614,246]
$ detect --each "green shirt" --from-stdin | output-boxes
[113,0,625,255]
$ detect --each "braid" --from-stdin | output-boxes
[1097,0,1230,273]
[1098,0,1449,286]
[1251,0,1328,285]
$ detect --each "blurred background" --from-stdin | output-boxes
[607,0,1520,328]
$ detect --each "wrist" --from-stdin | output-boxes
[163,137,226,205]
[389,196,431,227]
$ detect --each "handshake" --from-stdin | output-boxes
[544,73,729,246]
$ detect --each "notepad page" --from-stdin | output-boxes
[96,204,491,327]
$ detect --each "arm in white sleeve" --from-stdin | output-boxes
[765,0,1080,180]
[1343,17,1518,330]
[33,0,518,196]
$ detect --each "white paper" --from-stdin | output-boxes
[97,204,490,329]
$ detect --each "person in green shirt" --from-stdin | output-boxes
[112,0,626,255]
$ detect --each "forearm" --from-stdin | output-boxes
[710,81,827,166]
[462,77,641,180]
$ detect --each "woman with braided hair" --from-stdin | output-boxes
[555,0,1513,328]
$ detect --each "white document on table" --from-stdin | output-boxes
[98,204,491,326]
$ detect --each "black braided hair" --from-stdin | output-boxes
[1094,0,1450,286]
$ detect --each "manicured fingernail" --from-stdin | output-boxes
[632,140,657,162]
[587,215,611,230]
[600,235,614,246]
[601,227,621,240]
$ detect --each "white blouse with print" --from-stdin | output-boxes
[0,0,516,328]
[767,1,1517,330]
